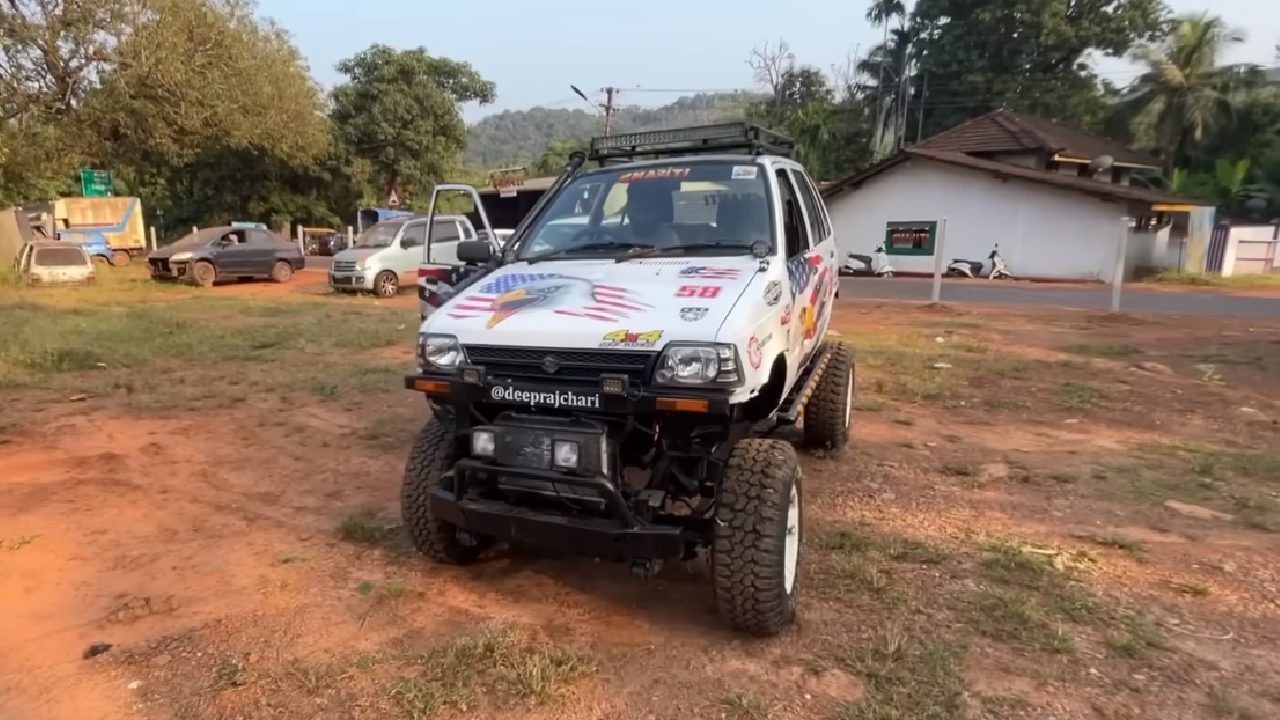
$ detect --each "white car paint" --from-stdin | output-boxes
[419,156,840,410]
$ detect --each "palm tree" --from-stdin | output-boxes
[859,27,915,155]
[1122,13,1255,174]
[865,0,907,153]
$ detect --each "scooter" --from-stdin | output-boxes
[988,245,1013,279]
[843,244,895,277]
[944,256,984,278]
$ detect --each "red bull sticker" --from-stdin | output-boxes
[600,329,663,348]
[619,168,692,183]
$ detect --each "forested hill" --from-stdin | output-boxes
[464,92,764,167]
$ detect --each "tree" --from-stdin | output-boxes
[330,44,494,207]
[1120,13,1257,174]
[528,138,588,177]
[910,0,1165,136]
[864,0,907,152]
[747,39,796,112]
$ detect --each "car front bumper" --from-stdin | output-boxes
[328,271,371,290]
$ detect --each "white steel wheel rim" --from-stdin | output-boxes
[843,369,853,429]
[783,482,800,593]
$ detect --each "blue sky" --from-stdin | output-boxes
[257,0,1279,122]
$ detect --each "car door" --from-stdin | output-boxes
[245,229,281,275]
[773,167,821,368]
[426,219,463,267]
[208,230,247,274]
[396,222,428,287]
[791,167,838,340]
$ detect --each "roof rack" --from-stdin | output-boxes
[588,122,794,164]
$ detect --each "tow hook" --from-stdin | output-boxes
[630,559,662,580]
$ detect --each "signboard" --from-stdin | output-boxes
[490,167,526,199]
[80,169,113,198]
[387,186,401,208]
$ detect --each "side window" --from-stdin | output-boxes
[774,168,811,258]
[789,169,826,243]
[248,230,278,246]
[427,220,462,264]
[797,171,832,238]
[400,223,427,249]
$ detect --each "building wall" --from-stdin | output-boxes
[825,160,1129,282]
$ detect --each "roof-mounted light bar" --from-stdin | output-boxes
[588,122,794,163]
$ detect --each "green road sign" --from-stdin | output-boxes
[80,169,113,198]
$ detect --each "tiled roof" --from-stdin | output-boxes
[916,109,1159,167]
[821,147,1211,207]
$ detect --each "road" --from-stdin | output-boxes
[839,276,1280,318]
[303,257,1275,318]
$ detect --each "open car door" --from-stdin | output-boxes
[417,186,499,320]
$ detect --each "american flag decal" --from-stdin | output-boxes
[447,272,652,325]
[786,255,818,297]
[680,265,742,279]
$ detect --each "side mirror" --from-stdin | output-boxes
[456,240,493,265]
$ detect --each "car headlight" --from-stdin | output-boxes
[418,333,462,370]
[169,251,194,262]
[356,256,370,270]
[654,344,741,386]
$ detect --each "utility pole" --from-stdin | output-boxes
[916,72,928,143]
[571,85,619,136]
[601,87,618,136]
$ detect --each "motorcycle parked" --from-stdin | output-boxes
[843,244,895,277]
[988,245,1013,279]
[944,256,984,278]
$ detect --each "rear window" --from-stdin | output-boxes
[35,247,89,266]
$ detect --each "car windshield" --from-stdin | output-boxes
[515,161,772,261]
[35,247,88,266]
[354,220,404,249]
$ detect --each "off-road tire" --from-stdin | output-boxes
[270,260,293,283]
[803,341,854,451]
[189,261,216,288]
[374,270,398,298]
[712,438,802,636]
[110,250,131,267]
[401,418,492,564]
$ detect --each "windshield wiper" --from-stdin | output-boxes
[616,241,758,263]
[525,240,653,264]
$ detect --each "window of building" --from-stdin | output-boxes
[883,221,937,256]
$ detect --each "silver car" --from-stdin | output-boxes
[16,241,96,286]
[329,215,476,297]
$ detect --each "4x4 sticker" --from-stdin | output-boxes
[619,167,691,183]
[489,385,601,409]
[448,272,652,326]
[600,329,663,348]
[679,307,709,322]
[676,285,721,298]
[763,280,782,306]
[680,265,742,280]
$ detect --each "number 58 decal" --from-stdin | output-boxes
[676,285,721,298]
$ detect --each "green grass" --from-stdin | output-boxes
[391,622,593,717]
[820,528,951,566]
[1100,444,1280,532]
[1088,534,1147,554]
[336,507,407,552]
[0,273,415,391]
[1146,270,1280,288]
[829,626,966,720]
[852,333,1044,405]
[1053,381,1109,409]
[1104,615,1166,660]
[718,691,773,720]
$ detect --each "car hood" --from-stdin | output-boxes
[332,248,381,263]
[148,244,205,260]
[423,257,765,349]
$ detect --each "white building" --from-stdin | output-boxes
[821,110,1216,282]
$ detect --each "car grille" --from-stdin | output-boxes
[150,259,171,273]
[332,261,357,273]
[464,346,655,385]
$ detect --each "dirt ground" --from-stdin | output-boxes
[2,272,1279,720]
